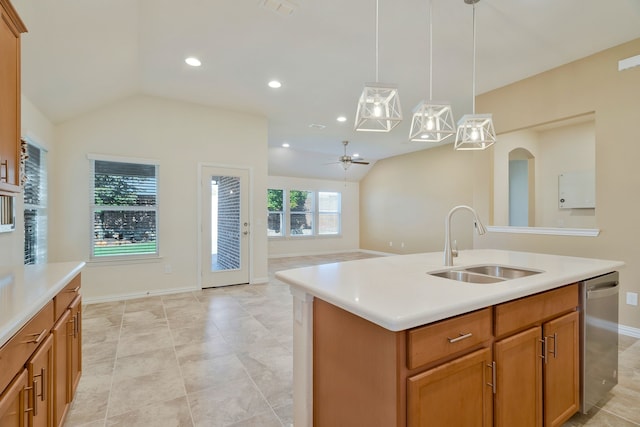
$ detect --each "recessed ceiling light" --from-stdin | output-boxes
[185,57,201,67]
[337,116,347,122]
[308,123,326,129]
[282,143,290,148]
[268,80,282,89]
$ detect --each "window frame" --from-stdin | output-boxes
[267,188,285,237]
[89,154,160,260]
[23,139,48,265]
[267,188,342,238]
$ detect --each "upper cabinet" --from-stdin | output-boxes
[0,0,27,194]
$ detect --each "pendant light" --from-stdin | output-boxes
[355,0,402,132]
[409,0,455,143]
[454,0,496,150]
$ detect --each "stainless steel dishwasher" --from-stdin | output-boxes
[580,271,619,414]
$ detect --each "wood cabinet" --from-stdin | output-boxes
[67,296,82,401]
[312,283,580,427]
[0,0,27,193]
[26,335,53,427]
[0,369,28,427]
[0,273,82,427]
[408,347,493,427]
[494,284,579,427]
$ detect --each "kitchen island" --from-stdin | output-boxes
[276,249,623,427]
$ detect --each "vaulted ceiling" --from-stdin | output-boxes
[13,0,640,181]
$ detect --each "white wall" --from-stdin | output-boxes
[268,176,360,257]
[50,94,269,301]
[0,95,54,267]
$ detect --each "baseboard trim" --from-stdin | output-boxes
[83,286,200,304]
[251,276,269,284]
[619,324,640,338]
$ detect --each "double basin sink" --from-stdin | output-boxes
[429,264,542,284]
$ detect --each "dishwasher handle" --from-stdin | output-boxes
[586,282,619,299]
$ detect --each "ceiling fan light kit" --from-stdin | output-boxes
[454,0,496,150]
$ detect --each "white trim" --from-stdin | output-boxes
[251,276,269,284]
[87,153,160,165]
[619,324,640,339]
[85,256,163,266]
[487,226,600,237]
[82,286,200,304]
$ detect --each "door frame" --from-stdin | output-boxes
[197,162,254,289]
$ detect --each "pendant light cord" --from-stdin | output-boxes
[428,0,433,101]
[472,2,476,114]
[375,0,379,82]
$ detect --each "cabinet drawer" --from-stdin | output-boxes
[407,308,492,369]
[54,274,81,320]
[494,284,578,338]
[0,301,54,392]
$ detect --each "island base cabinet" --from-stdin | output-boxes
[26,335,53,427]
[543,311,579,427]
[494,327,543,427]
[407,347,493,427]
[0,370,28,427]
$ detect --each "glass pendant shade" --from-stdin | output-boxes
[355,82,403,132]
[454,113,496,150]
[409,100,455,142]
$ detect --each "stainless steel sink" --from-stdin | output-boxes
[429,264,542,284]
[429,270,505,284]
[462,265,541,279]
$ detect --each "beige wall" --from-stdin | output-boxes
[493,121,596,228]
[268,176,360,257]
[50,94,269,301]
[475,38,640,330]
[359,144,476,254]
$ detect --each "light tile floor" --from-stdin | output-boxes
[66,252,639,426]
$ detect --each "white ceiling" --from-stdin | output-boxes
[13,0,640,182]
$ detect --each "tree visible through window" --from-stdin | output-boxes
[289,190,313,236]
[91,159,158,258]
[267,189,284,236]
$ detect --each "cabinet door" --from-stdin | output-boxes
[543,311,579,427]
[0,0,21,190]
[407,347,493,427]
[494,326,542,427]
[68,296,82,401]
[52,310,71,427]
[27,334,53,427]
[0,369,28,427]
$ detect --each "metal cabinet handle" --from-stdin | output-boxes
[547,333,557,359]
[539,338,547,363]
[486,361,496,394]
[21,329,47,344]
[448,332,473,343]
[33,368,46,402]
[24,379,38,415]
[67,286,80,293]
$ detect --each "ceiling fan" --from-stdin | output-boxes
[336,140,370,170]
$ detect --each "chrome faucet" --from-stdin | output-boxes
[444,205,487,266]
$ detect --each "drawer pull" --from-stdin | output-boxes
[21,329,47,344]
[448,332,473,343]
[67,286,81,293]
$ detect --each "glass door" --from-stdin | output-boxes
[201,166,249,287]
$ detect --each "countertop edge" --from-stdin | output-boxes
[0,261,86,348]
[277,251,624,332]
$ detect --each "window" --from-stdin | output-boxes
[267,189,284,237]
[267,188,341,237]
[318,191,341,235]
[24,141,47,265]
[289,190,313,236]
[91,157,158,258]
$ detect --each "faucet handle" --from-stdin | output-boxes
[452,240,458,258]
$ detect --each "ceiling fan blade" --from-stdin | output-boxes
[352,160,370,165]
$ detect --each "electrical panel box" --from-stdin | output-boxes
[559,171,595,209]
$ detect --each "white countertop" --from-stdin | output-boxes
[0,261,85,347]
[276,249,623,331]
